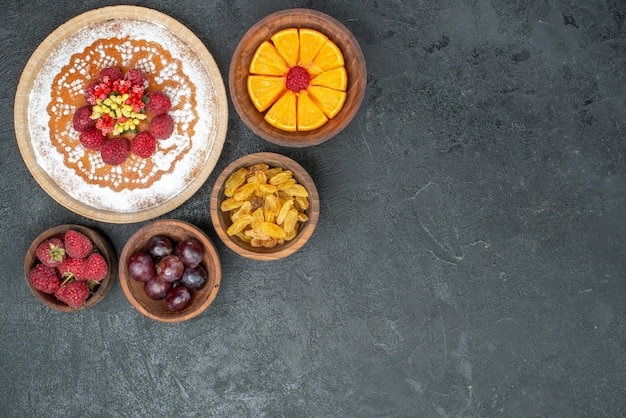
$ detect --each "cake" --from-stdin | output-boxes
[27,17,222,213]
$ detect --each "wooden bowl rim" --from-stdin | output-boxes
[229,8,367,147]
[210,152,320,260]
[24,224,117,312]
[118,219,222,323]
[14,5,228,223]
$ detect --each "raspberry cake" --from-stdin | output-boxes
[16,7,228,222]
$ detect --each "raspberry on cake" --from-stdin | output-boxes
[131,131,157,158]
[73,67,175,166]
[125,68,149,89]
[79,128,105,151]
[145,91,171,115]
[149,113,174,139]
[101,138,130,166]
[99,66,123,84]
[72,105,95,132]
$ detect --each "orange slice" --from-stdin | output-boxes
[271,28,299,67]
[247,75,287,112]
[310,67,348,91]
[299,28,328,66]
[313,40,345,72]
[249,41,289,76]
[297,90,328,131]
[307,86,347,119]
[265,90,297,131]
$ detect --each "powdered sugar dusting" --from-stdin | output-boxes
[28,19,220,212]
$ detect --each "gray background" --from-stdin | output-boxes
[2,0,625,416]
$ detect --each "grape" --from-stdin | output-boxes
[165,286,192,312]
[180,265,207,291]
[147,235,173,259]
[176,238,204,267]
[144,277,171,300]
[127,252,155,282]
[156,255,184,282]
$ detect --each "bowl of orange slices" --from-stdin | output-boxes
[229,8,367,147]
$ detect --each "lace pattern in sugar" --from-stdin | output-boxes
[47,37,199,192]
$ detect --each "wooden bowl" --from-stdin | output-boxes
[210,152,320,260]
[229,8,367,147]
[24,224,117,312]
[118,220,222,322]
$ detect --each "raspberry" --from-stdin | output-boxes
[84,82,99,105]
[58,257,85,281]
[99,67,123,84]
[286,66,310,92]
[149,114,174,139]
[125,68,148,89]
[35,237,66,267]
[101,138,130,165]
[55,281,90,308]
[29,264,61,294]
[79,128,105,151]
[83,253,108,282]
[64,230,93,259]
[131,131,157,158]
[145,91,171,115]
[73,105,95,132]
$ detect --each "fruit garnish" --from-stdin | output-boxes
[286,66,310,92]
[74,67,174,165]
[247,28,347,132]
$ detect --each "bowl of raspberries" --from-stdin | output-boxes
[24,225,117,311]
[118,219,222,322]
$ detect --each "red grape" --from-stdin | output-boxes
[181,265,207,291]
[144,277,171,300]
[156,255,184,282]
[165,286,192,311]
[147,235,173,259]
[176,238,204,267]
[127,252,155,282]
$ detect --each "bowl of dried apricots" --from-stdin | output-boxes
[229,8,367,147]
[210,152,320,260]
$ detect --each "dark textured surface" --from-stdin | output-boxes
[2,0,625,416]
